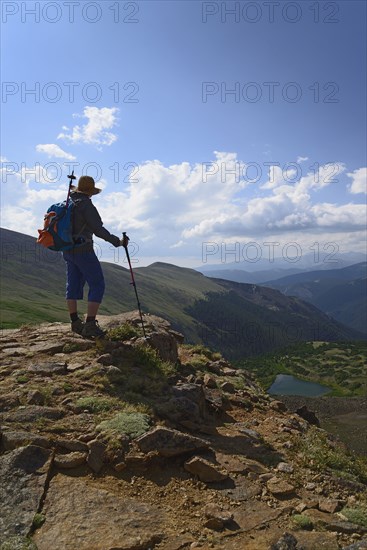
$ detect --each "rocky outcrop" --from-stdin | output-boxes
[33,475,165,550]
[0,313,366,550]
[0,446,53,543]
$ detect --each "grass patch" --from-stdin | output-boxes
[0,535,38,549]
[96,411,151,440]
[294,426,367,485]
[32,513,46,529]
[136,348,177,382]
[341,505,367,528]
[107,323,139,341]
[75,396,119,413]
[63,342,83,353]
[291,514,313,530]
[16,375,29,384]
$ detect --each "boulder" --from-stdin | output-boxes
[222,367,239,377]
[296,405,320,427]
[56,439,89,452]
[27,362,67,375]
[171,383,207,419]
[215,452,248,474]
[87,440,106,473]
[318,498,342,513]
[135,427,209,457]
[167,397,201,424]
[26,390,45,405]
[145,331,178,363]
[28,342,65,355]
[54,452,87,469]
[270,532,300,550]
[184,456,228,483]
[223,475,262,502]
[4,406,64,423]
[270,400,287,412]
[203,374,217,388]
[203,502,233,531]
[0,431,50,452]
[220,381,235,393]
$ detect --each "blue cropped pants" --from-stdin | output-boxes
[63,251,105,303]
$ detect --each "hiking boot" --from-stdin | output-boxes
[71,318,84,335]
[81,319,105,339]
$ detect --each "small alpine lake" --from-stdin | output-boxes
[268,374,332,397]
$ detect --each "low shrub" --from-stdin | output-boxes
[96,412,151,439]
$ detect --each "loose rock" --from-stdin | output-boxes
[87,440,106,473]
[267,477,296,497]
[184,456,228,483]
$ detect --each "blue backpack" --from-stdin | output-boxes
[37,172,86,251]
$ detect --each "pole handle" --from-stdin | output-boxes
[65,170,76,208]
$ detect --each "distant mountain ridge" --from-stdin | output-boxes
[198,251,367,274]
[1,228,365,358]
[263,263,367,334]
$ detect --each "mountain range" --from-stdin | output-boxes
[1,228,365,359]
[262,263,367,334]
[197,251,367,285]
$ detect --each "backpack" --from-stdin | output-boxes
[37,196,86,252]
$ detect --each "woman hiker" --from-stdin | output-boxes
[64,175,129,338]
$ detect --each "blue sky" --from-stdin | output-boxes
[1,0,366,268]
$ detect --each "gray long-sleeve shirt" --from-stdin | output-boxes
[71,192,120,252]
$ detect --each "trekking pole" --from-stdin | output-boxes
[65,170,76,208]
[122,232,147,339]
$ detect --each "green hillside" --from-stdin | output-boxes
[1,228,365,359]
[239,340,367,397]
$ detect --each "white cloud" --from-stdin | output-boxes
[1,205,38,236]
[96,155,363,249]
[36,143,76,160]
[297,156,309,163]
[347,167,367,194]
[260,165,290,190]
[57,106,119,147]
[1,152,366,263]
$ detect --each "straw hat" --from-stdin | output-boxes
[72,176,101,195]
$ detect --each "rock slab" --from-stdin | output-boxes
[33,474,165,550]
[0,445,53,544]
